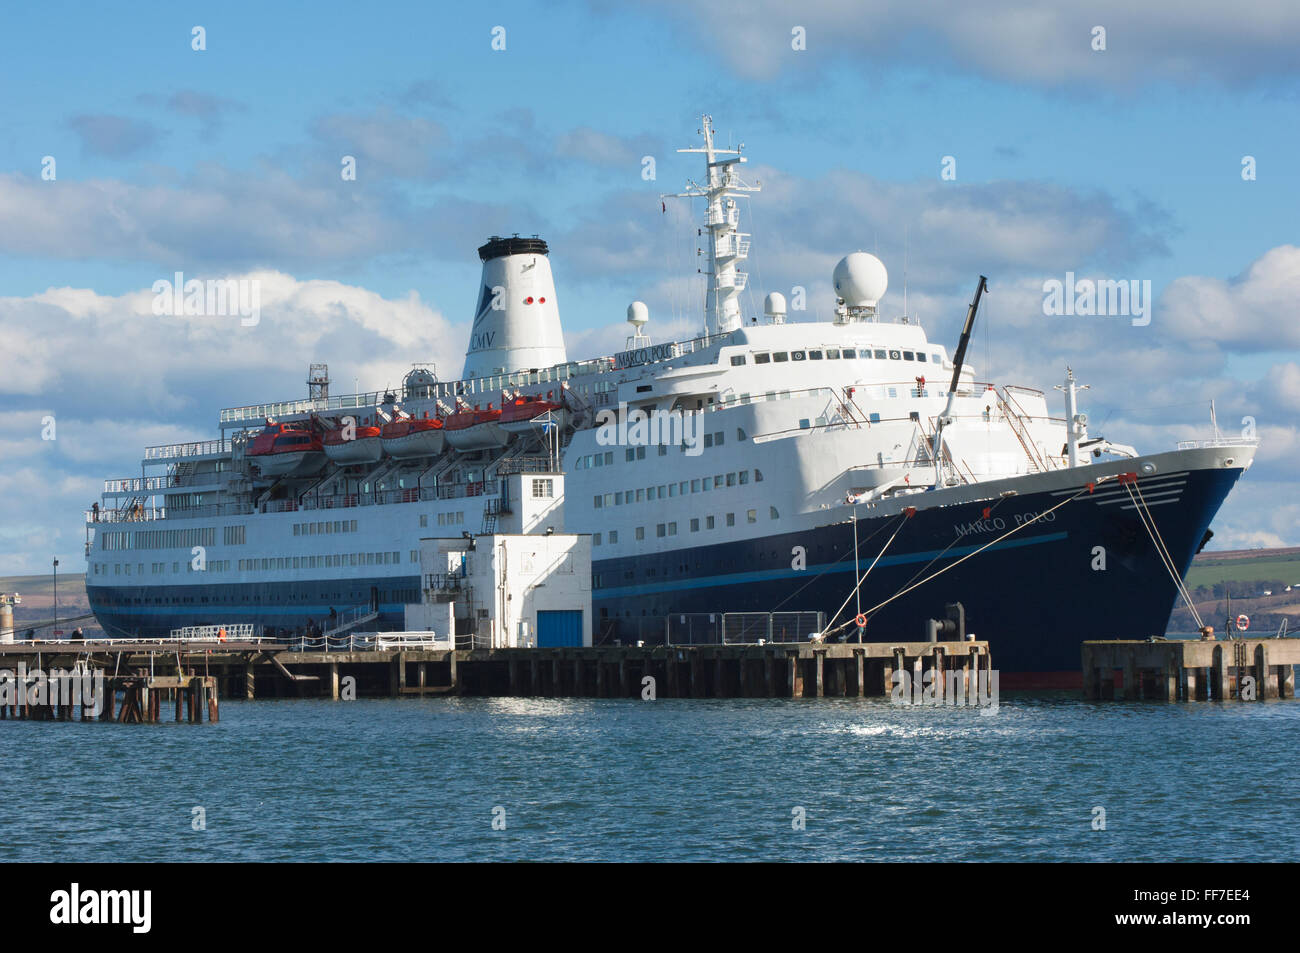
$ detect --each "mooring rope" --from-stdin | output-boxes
[1123,481,1204,630]
[824,509,913,635]
[825,476,1119,637]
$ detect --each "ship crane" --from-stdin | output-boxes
[932,275,987,487]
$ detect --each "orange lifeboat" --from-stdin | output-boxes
[246,422,326,478]
[380,415,445,459]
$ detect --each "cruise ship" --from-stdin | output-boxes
[83,116,1256,683]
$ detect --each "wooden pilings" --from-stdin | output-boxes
[304,642,993,699]
[0,668,218,723]
[1082,639,1300,701]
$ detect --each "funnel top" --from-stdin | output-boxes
[478,235,549,262]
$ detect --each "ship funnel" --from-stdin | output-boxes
[463,235,568,380]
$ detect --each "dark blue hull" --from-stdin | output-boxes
[591,465,1243,676]
[86,574,421,641]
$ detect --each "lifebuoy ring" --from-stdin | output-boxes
[1236,614,1250,632]
[855,613,867,628]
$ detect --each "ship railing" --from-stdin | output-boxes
[287,631,453,652]
[423,572,462,593]
[143,439,230,461]
[1176,437,1261,449]
[169,623,259,641]
[663,611,826,646]
[87,506,167,523]
[9,632,270,646]
[218,393,390,425]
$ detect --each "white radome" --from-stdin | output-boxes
[763,291,787,318]
[627,300,649,328]
[833,252,888,308]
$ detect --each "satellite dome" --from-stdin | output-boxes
[832,252,888,308]
[627,301,649,328]
[764,292,787,317]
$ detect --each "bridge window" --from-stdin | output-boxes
[874,349,887,359]
[730,355,746,366]
[903,351,915,361]
[809,350,823,360]
[889,350,902,360]
[773,352,789,362]
[843,348,857,358]
[826,349,840,359]
[754,353,771,364]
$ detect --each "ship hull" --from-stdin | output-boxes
[589,456,1246,680]
[85,448,1248,679]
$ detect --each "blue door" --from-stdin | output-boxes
[537,609,583,647]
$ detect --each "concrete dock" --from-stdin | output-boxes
[0,638,992,707]
[1081,638,1299,701]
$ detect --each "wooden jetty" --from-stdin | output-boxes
[286,640,993,699]
[0,638,992,707]
[1081,638,1299,701]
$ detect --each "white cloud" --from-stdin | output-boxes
[1159,245,1300,351]
[649,0,1300,87]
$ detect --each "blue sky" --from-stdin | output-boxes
[1,0,1299,571]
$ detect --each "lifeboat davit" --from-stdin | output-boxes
[380,416,445,459]
[246,422,326,478]
[323,423,383,465]
[445,406,509,451]
[499,393,569,436]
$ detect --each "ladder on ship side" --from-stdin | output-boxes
[480,497,503,534]
[921,416,976,485]
[170,460,195,486]
[321,602,380,641]
[997,391,1050,474]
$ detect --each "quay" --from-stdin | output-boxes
[1081,638,1299,701]
[0,637,993,711]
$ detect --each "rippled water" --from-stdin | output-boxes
[2,694,1296,862]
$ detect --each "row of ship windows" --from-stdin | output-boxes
[93,560,232,576]
[93,551,420,575]
[99,525,245,552]
[573,431,743,471]
[419,512,466,527]
[592,506,781,546]
[99,527,217,552]
[731,347,943,366]
[292,519,359,536]
[593,470,765,509]
[96,589,419,609]
[238,552,415,571]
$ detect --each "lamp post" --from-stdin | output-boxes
[52,557,59,638]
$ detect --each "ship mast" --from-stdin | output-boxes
[664,116,760,336]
